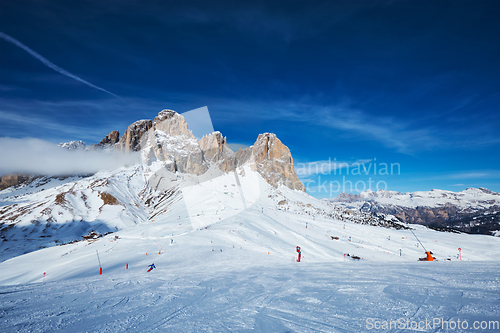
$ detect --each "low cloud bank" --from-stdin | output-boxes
[0,137,141,176]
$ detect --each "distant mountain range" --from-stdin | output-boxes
[329,188,500,236]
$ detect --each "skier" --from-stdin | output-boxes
[147,263,156,272]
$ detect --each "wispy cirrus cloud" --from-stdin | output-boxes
[212,97,499,154]
[314,107,439,153]
[213,99,441,154]
[0,110,97,142]
[0,97,164,143]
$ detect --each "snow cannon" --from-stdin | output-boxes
[419,251,436,261]
[408,227,435,261]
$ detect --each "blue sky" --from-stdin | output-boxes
[0,0,499,197]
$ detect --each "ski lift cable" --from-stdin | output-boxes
[96,250,102,268]
[408,225,428,252]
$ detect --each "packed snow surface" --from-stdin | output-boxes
[1,261,499,332]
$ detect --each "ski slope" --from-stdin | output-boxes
[1,167,500,332]
[1,261,499,332]
[2,167,500,284]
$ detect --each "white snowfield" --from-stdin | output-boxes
[1,165,500,332]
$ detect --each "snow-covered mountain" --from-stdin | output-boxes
[330,188,500,235]
[1,108,499,270]
[58,140,87,150]
[1,109,361,262]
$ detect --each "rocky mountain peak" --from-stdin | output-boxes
[98,130,120,146]
[199,132,228,159]
[153,110,194,138]
[117,119,153,152]
[247,133,305,192]
[58,109,305,192]
[140,110,204,174]
[253,133,287,161]
[155,109,177,122]
[199,132,236,172]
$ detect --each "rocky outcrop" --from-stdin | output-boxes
[141,110,206,175]
[87,131,121,151]
[0,174,30,191]
[117,119,153,152]
[153,110,192,137]
[136,111,304,191]
[61,109,305,192]
[238,133,305,192]
[199,132,236,172]
[98,130,120,146]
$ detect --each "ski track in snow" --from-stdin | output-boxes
[1,262,499,332]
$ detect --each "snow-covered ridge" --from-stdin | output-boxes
[2,162,500,286]
[0,161,405,263]
[0,109,304,262]
[58,140,86,150]
[333,187,500,209]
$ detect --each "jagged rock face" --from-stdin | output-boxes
[56,109,304,192]
[86,131,121,151]
[0,174,30,191]
[153,110,193,137]
[53,109,305,192]
[199,132,236,172]
[142,110,206,175]
[98,130,120,146]
[241,133,305,192]
[139,112,304,191]
[118,119,153,152]
[146,130,205,174]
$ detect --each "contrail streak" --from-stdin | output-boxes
[0,31,121,99]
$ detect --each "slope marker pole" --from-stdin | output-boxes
[96,250,102,275]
